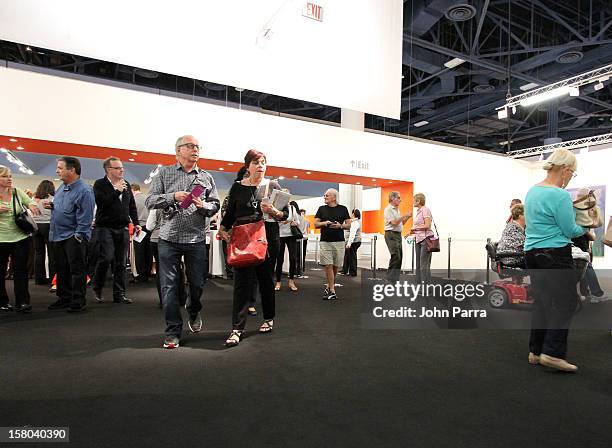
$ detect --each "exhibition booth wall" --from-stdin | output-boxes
[1,66,535,269]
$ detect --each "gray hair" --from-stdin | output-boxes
[388,191,400,202]
[325,188,338,199]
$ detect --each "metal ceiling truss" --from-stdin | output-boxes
[507,132,612,158]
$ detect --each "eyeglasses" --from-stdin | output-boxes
[178,143,201,151]
[569,169,577,178]
[108,166,124,170]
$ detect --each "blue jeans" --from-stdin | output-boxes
[158,239,206,337]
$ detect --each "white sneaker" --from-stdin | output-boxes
[591,294,609,303]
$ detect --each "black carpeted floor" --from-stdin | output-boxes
[1,269,611,448]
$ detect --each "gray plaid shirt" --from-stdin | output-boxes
[145,163,220,244]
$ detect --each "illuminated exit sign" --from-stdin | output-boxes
[303,2,323,22]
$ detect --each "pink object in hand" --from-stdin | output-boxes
[179,184,205,209]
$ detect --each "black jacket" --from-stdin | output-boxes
[93,177,139,229]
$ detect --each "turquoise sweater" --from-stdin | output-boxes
[524,185,585,251]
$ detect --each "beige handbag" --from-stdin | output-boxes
[573,190,604,228]
[604,216,612,248]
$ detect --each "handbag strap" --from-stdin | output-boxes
[429,211,439,238]
[573,191,596,210]
[12,189,23,214]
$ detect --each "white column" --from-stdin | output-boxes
[341,109,364,131]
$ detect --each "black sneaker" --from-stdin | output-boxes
[94,293,105,303]
[188,312,203,333]
[323,292,338,301]
[67,304,87,313]
[48,299,70,310]
[0,303,15,312]
[163,335,180,349]
[16,304,32,313]
[113,296,133,304]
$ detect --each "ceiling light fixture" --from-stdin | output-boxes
[219,167,225,171]
[0,148,34,175]
[519,82,539,91]
[16,146,24,150]
[293,175,298,178]
[227,162,234,166]
[306,171,312,174]
[414,120,429,127]
[498,62,612,115]
[131,152,138,155]
[128,158,135,162]
[443,57,465,69]
[278,176,285,180]
[9,138,17,142]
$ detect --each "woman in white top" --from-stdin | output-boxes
[32,180,55,285]
[341,209,362,276]
[275,199,300,291]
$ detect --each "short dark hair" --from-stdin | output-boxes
[234,166,248,182]
[59,156,81,176]
[103,156,121,173]
[352,209,361,219]
[35,180,55,199]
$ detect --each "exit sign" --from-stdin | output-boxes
[303,2,323,22]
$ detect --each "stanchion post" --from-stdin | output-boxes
[486,237,490,285]
[447,237,452,279]
[368,235,378,280]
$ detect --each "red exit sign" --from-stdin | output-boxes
[302,2,323,22]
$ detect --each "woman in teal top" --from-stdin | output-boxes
[0,165,38,312]
[524,149,590,372]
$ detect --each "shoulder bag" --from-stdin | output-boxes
[227,183,269,268]
[425,211,440,253]
[12,189,38,235]
[573,190,604,228]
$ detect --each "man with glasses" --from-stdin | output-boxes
[384,192,411,283]
[145,135,220,349]
[91,157,140,305]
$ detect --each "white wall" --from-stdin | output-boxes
[0,66,534,269]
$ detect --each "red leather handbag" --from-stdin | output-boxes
[227,220,268,268]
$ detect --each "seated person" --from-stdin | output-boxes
[497,204,526,267]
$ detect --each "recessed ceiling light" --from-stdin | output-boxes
[388,181,393,183]
[293,175,298,178]
[219,167,225,171]
[9,138,17,142]
[278,176,285,180]
[16,146,24,150]
[228,162,234,166]
[356,182,361,185]
[371,179,377,181]
[306,171,312,174]
[128,158,135,162]
[131,152,138,155]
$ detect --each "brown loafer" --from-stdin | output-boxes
[539,354,578,372]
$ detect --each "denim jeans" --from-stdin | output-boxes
[415,240,432,284]
[158,239,206,337]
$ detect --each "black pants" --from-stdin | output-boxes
[301,239,308,274]
[92,227,128,300]
[0,238,32,307]
[232,222,279,330]
[221,239,233,279]
[342,242,361,275]
[276,236,298,281]
[133,231,152,281]
[54,236,88,307]
[33,223,55,284]
[526,245,578,359]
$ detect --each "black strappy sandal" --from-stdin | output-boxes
[225,330,242,347]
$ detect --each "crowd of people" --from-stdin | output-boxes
[1,141,608,366]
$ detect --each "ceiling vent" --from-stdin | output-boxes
[556,51,583,64]
[417,107,435,115]
[473,84,495,93]
[134,69,158,79]
[445,4,476,21]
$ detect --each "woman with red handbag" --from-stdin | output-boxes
[218,150,287,347]
[410,193,436,285]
